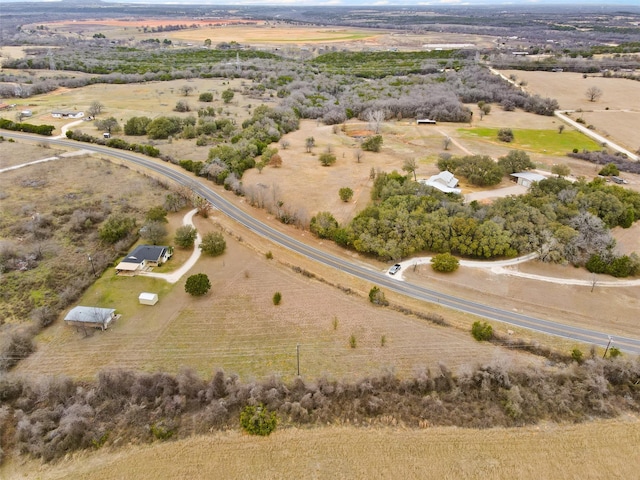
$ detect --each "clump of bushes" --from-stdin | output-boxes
[199,232,226,256]
[431,253,459,272]
[362,135,383,152]
[239,404,277,436]
[272,291,282,305]
[586,253,639,278]
[497,128,514,143]
[471,321,493,341]
[0,118,54,136]
[369,286,388,306]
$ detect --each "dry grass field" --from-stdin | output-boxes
[500,70,640,154]
[23,19,497,50]
[15,206,540,381]
[0,77,255,140]
[3,419,639,480]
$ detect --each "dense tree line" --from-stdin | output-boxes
[310,171,640,273]
[1,356,638,463]
[65,130,160,157]
[0,119,54,136]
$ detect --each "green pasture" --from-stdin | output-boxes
[458,127,602,156]
[79,270,174,318]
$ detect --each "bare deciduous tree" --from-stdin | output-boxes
[354,149,363,163]
[305,137,315,153]
[179,85,194,97]
[87,101,104,117]
[443,136,452,150]
[585,86,603,102]
[366,109,385,134]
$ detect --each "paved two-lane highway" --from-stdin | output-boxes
[4,131,639,354]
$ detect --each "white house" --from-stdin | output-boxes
[51,110,84,119]
[420,171,462,194]
[115,245,173,275]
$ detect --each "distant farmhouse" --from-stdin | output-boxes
[64,306,118,331]
[115,245,172,275]
[416,118,437,125]
[51,110,84,119]
[420,171,462,195]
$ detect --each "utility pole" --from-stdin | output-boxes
[88,254,97,277]
[296,344,300,376]
[603,336,613,359]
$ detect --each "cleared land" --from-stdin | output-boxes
[500,70,640,154]
[24,20,497,50]
[3,420,639,480]
[15,208,539,381]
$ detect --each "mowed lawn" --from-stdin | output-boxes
[458,127,601,156]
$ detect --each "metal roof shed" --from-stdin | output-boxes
[139,292,159,306]
[64,306,117,331]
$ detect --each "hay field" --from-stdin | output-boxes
[501,70,640,153]
[4,420,639,480]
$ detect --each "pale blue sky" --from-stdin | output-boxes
[3,0,640,5]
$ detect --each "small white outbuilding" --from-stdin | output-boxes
[138,292,159,306]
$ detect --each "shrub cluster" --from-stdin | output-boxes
[66,130,160,157]
[568,150,640,175]
[0,119,54,136]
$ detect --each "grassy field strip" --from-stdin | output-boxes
[6,420,638,479]
[458,128,601,156]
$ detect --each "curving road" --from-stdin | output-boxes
[3,131,640,355]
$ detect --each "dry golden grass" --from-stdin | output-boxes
[4,419,639,480]
[0,77,254,138]
[16,210,537,381]
[501,69,640,153]
[0,141,66,169]
[20,20,497,50]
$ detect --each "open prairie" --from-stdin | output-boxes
[25,19,497,50]
[500,69,640,154]
[3,419,639,480]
